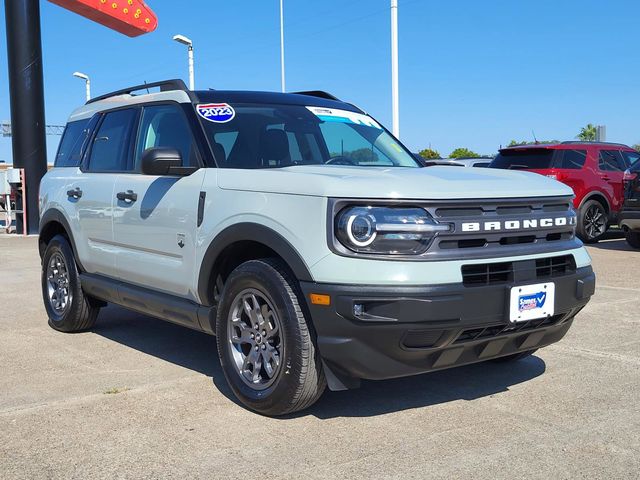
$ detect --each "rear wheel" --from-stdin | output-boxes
[491,349,537,363]
[216,259,326,416]
[41,235,100,332]
[625,230,640,249]
[577,200,607,243]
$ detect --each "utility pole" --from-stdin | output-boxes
[391,0,399,138]
[280,0,286,92]
[4,0,48,234]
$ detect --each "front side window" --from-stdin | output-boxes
[135,104,199,169]
[598,150,625,172]
[199,103,418,169]
[87,109,137,172]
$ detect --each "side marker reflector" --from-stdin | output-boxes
[310,294,331,306]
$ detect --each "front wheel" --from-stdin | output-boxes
[216,259,326,416]
[576,200,608,243]
[41,234,100,332]
[625,230,640,249]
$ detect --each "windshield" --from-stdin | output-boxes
[491,149,557,170]
[198,103,419,169]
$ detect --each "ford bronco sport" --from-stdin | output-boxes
[39,80,595,415]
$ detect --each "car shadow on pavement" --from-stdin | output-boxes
[94,304,546,418]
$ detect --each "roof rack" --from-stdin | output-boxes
[86,79,192,105]
[561,140,629,147]
[292,90,341,101]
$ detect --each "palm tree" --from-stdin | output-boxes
[577,124,597,141]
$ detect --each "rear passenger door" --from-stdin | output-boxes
[597,150,627,212]
[112,103,206,300]
[67,108,138,277]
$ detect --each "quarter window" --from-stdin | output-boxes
[55,119,90,167]
[135,104,199,169]
[556,149,586,169]
[87,109,137,172]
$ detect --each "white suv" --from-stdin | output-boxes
[39,80,595,415]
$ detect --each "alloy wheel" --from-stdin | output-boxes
[46,252,71,314]
[583,204,606,240]
[227,289,283,390]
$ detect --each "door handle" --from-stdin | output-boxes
[116,190,138,203]
[66,187,82,199]
[600,175,610,181]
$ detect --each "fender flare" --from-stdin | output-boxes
[197,223,313,306]
[578,191,611,213]
[38,208,85,271]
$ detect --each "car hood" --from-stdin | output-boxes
[217,165,573,200]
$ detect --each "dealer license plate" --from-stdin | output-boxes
[509,282,555,323]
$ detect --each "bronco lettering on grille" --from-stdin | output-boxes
[461,217,576,232]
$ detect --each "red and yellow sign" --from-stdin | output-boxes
[48,0,157,37]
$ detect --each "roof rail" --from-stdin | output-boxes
[292,90,341,101]
[561,140,629,147]
[86,79,192,105]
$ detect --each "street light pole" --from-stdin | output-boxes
[173,34,194,90]
[280,0,286,92]
[72,71,90,102]
[391,0,399,138]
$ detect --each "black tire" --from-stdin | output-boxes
[625,230,640,249]
[576,199,608,243]
[491,349,537,363]
[41,234,99,332]
[216,258,326,416]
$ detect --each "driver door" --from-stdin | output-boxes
[113,103,206,299]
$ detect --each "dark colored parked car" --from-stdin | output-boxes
[620,161,640,249]
[490,142,640,243]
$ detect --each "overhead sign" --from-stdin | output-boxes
[47,0,158,37]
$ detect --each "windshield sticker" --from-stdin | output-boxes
[306,106,382,130]
[196,103,236,123]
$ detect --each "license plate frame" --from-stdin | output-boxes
[509,282,555,323]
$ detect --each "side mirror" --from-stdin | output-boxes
[140,147,183,175]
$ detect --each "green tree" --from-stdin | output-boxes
[343,148,379,164]
[418,148,441,159]
[633,144,640,152]
[576,124,597,141]
[508,139,559,147]
[449,147,480,159]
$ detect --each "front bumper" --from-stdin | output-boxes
[620,210,640,231]
[300,265,595,390]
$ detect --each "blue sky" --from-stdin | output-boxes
[1,0,639,163]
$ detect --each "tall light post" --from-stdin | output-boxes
[390,0,399,138]
[72,71,90,102]
[173,34,194,90]
[280,0,286,92]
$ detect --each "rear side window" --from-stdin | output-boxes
[490,149,556,169]
[598,150,626,172]
[54,119,90,167]
[87,109,137,172]
[624,151,640,167]
[555,149,587,169]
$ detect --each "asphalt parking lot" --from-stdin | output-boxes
[0,234,638,479]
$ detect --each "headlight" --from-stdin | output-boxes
[335,206,450,255]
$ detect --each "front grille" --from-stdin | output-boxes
[462,255,576,287]
[536,255,576,278]
[428,196,577,257]
[453,313,566,344]
[461,262,513,286]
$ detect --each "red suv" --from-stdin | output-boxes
[490,142,640,242]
